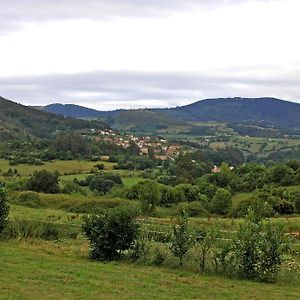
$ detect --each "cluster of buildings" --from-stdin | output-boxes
[94,130,180,160]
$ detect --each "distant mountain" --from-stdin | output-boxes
[44,103,119,118]
[0,96,108,140]
[159,97,300,128]
[43,97,300,131]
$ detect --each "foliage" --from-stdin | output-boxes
[211,188,232,215]
[136,180,161,215]
[177,201,208,217]
[0,188,9,234]
[196,226,220,273]
[26,170,60,194]
[62,181,87,195]
[1,218,78,240]
[53,133,89,157]
[77,172,122,195]
[159,184,185,207]
[217,211,292,282]
[82,206,140,261]
[0,96,107,139]
[169,212,195,266]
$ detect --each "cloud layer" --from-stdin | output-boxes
[1,66,299,110]
[0,0,272,34]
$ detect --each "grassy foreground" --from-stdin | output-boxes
[1,241,300,300]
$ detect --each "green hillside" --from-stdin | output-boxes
[44,97,300,132]
[160,97,300,129]
[0,96,108,140]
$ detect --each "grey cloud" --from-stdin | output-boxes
[0,0,275,34]
[0,67,299,110]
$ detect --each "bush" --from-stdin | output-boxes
[216,211,292,282]
[211,188,232,215]
[82,206,140,261]
[177,201,208,217]
[229,196,274,218]
[169,212,195,267]
[1,219,79,240]
[26,170,60,194]
[88,172,122,195]
[15,191,43,208]
[0,188,9,234]
[62,182,86,195]
[137,180,161,215]
[130,238,150,261]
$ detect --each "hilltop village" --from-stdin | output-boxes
[94,129,181,160]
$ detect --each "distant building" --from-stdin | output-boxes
[154,155,167,161]
[212,166,221,173]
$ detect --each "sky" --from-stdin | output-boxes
[0,0,300,110]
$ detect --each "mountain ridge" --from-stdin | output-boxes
[0,96,108,140]
[43,97,300,130]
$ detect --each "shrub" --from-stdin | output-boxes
[211,188,232,215]
[216,211,292,282]
[272,199,294,215]
[1,219,79,240]
[82,206,140,261]
[26,170,60,194]
[88,172,122,194]
[177,201,208,217]
[0,188,9,234]
[196,226,220,273]
[137,180,161,215]
[62,182,86,195]
[16,191,43,208]
[152,248,166,266]
[229,196,274,218]
[169,212,195,267]
[130,238,150,261]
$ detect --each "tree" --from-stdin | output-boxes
[82,206,140,261]
[211,188,232,215]
[87,172,122,194]
[26,170,60,194]
[218,211,292,282]
[0,188,9,234]
[169,212,195,267]
[269,164,294,186]
[197,227,219,273]
[137,180,161,215]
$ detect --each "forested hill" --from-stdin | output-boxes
[44,103,120,118]
[43,97,300,130]
[0,96,108,140]
[160,97,300,128]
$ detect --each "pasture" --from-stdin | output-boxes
[1,240,300,300]
[0,159,116,176]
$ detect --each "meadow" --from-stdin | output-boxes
[1,240,300,300]
[2,158,300,299]
[0,159,116,176]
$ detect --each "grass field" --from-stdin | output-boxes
[1,240,300,300]
[0,159,116,176]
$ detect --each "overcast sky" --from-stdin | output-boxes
[0,0,300,110]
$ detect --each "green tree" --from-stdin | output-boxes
[26,170,60,194]
[211,188,232,215]
[82,206,140,261]
[218,211,292,282]
[169,212,195,267]
[0,188,9,234]
[137,180,161,215]
[197,227,219,273]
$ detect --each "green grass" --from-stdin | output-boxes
[0,159,116,176]
[9,192,136,214]
[1,240,300,300]
[9,204,82,225]
[122,176,145,187]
